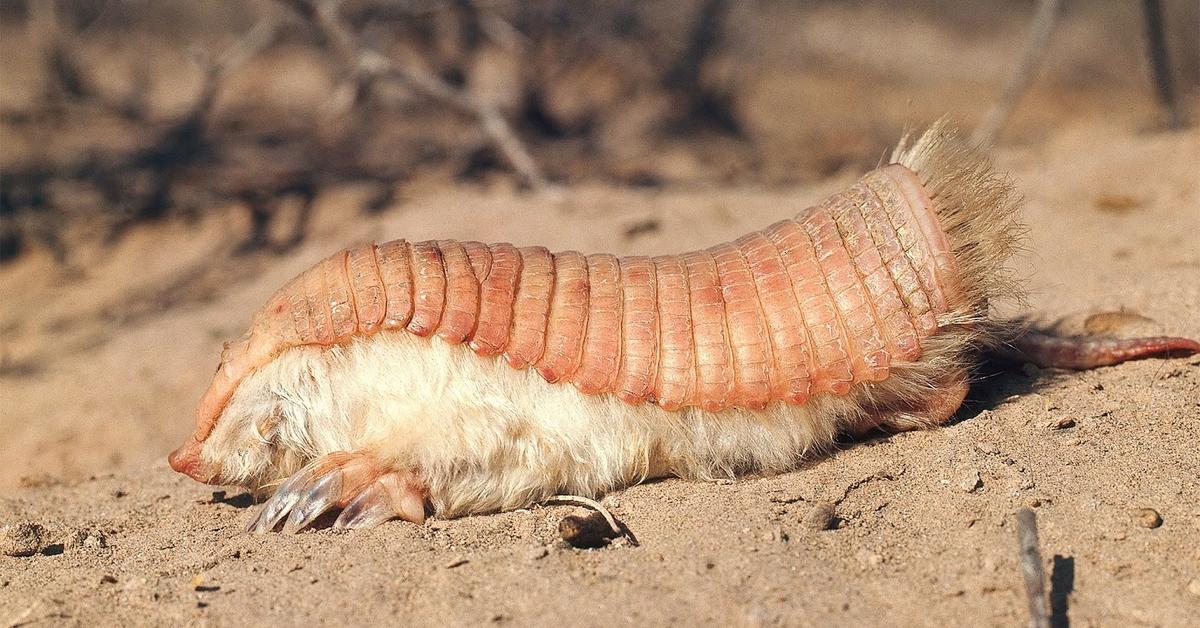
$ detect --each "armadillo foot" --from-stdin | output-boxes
[333,473,428,530]
[247,451,427,534]
[846,370,970,437]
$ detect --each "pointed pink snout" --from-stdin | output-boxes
[168,437,215,483]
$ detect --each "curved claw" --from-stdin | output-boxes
[334,474,429,530]
[282,472,343,534]
[246,451,429,534]
[334,481,398,530]
[248,461,323,534]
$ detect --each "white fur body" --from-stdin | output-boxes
[204,329,965,517]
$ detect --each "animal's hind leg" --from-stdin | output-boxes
[247,451,428,534]
[845,370,970,437]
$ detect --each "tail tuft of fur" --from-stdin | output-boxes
[892,118,1027,345]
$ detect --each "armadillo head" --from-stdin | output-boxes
[170,263,336,487]
[169,330,274,484]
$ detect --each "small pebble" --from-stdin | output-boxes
[769,492,806,504]
[1187,578,1200,597]
[855,548,884,567]
[801,502,837,531]
[958,470,982,493]
[976,441,999,455]
[763,526,789,544]
[1,522,47,557]
[445,558,469,569]
[1133,508,1163,529]
[872,467,902,480]
[558,510,620,548]
[1049,416,1076,430]
[64,529,108,550]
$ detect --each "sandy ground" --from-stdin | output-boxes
[3,3,1200,626]
[2,117,1198,627]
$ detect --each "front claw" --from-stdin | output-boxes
[247,451,428,534]
[334,474,428,529]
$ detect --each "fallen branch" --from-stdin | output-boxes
[278,0,549,190]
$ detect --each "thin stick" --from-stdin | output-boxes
[278,0,549,190]
[1141,0,1185,129]
[28,0,94,101]
[1016,508,1051,628]
[190,20,284,123]
[215,20,282,75]
[972,0,1063,146]
[546,494,622,537]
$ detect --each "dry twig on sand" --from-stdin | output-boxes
[277,0,549,191]
[1140,0,1185,129]
[547,495,621,535]
[546,494,638,547]
[1016,508,1051,628]
[972,0,1062,146]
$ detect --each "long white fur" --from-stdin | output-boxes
[208,332,847,516]
[200,121,1022,517]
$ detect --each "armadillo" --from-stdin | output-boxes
[167,121,1200,533]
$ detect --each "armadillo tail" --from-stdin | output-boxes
[1006,329,1200,369]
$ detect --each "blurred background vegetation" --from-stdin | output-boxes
[1,0,1196,265]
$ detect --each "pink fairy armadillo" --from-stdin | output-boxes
[168,122,1200,533]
